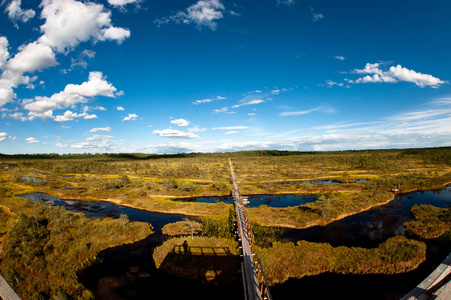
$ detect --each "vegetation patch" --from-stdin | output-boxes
[258,236,426,285]
[0,194,152,300]
[405,205,451,239]
[162,220,202,237]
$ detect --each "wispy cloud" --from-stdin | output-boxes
[152,129,199,139]
[89,126,112,133]
[192,96,226,105]
[232,99,265,108]
[277,0,295,6]
[280,106,334,116]
[55,134,118,151]
[311,7,324,22]
[334,56,345,61]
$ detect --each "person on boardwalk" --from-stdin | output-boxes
[183,240,189,254]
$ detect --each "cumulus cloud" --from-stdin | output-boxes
[53,110,97,122]
[38,0,130,52]
[0,132,15,142]
[122,113,138,121]
[89,126,111,133]
[117,106,125,110]
[6,41,57,74]
[0,37,9,70]
[170,118,190,127]
[25,137,39,143]
[5,0,35,25]
[101,26,131,44]
[154,0,226,31]
[152,129,199,139]
[348,63,445,88]
[23,71,116,120]
[335,56,345,61]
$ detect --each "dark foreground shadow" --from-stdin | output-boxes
[158,243,242,286]
[80,236,244,300]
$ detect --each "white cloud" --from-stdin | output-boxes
[6,41,57,74]
[53,110,97,122]
[101,26,131,44]
[152,129,199,139]
[155,0,226,31]
[0,37,9,70]
[0,132,15,142]
[55,134,117,150]
[232,99,265,108]
[311,7,324,22]
[213,107,229,113]
[335,56,345,61]
[89,126,111,133]
[69,49,96,70]
[277,0,295,6]
[5,0,35,25]
[192,96,226,105]
[117,106,125,111]
[170,118,190,127]
[107,0,140,6]
[349,63,445,88]
[64,71,116,97]
[23,71,116,120]
[122,113,138,121]
[280,106,334,116]
[322,80,344,87]
[25,137,39,144]
[225,131,239,134]
[38,0,130,52]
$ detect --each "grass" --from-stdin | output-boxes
[405,205,451,239]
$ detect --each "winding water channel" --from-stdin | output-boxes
[20,185,451,300]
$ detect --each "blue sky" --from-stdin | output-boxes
[0,0,450,154]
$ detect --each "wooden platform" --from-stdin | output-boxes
[401,252,451,300]
[0,275,21,300]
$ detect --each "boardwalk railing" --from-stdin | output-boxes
[229,158,272,300]
[401,251,451,299]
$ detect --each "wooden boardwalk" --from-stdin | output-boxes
[229,159,272,300]
[0,275,21,300]
[401,252,451,300]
